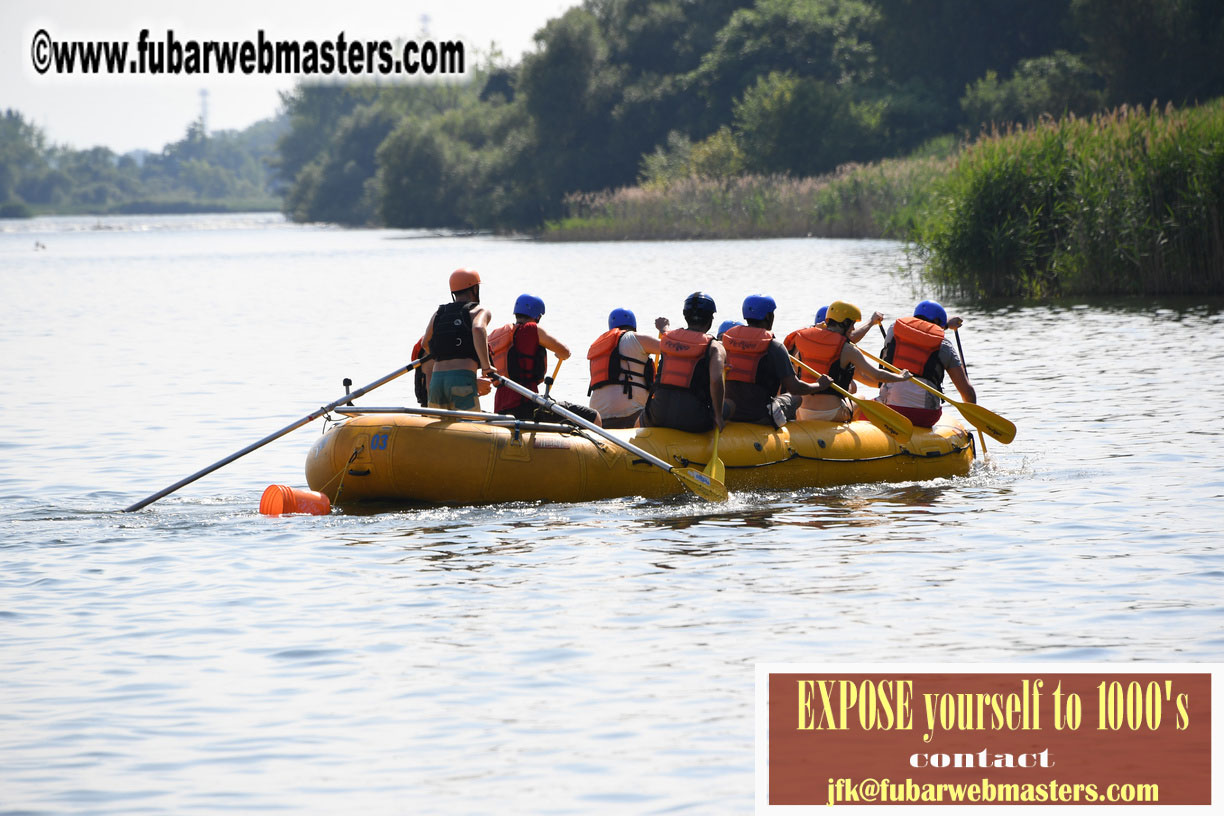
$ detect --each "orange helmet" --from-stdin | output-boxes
[449,268,481,292]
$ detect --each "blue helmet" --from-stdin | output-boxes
[513,293,546,321]
[608,307,637,331]
[717,319,743,339]
[913,299,947,328]
[683,291,717,318]
[815,305,828,324]
[742,294,777,321]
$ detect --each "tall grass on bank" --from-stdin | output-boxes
[539,157,951,242]
[914,101,1224,298]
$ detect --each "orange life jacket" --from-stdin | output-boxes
[587,329,655,396]
[790,326,853,388]
[656,328,713,391]
[722,325,774,385]
[883,316,946,388]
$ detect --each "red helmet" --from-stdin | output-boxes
[449,268,481,292]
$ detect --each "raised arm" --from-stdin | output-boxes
[535,325,572,361]
[633,332,661,355]
[848,311,884,344]
[947,365,977,404]
[845,343,911,386]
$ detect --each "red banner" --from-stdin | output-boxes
[767,672,1211,806]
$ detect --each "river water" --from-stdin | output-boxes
[2,213,1221,814]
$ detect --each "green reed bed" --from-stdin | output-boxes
[540,157,950,242]
[914,100,1224,298]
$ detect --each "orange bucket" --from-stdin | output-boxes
[259,484,331,516]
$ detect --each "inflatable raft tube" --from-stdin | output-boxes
[304,412,974,507]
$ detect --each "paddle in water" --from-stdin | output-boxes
[788,354,914,441]
[490,374,728,502]
[122,356,431,512]
[855,342,1015,445]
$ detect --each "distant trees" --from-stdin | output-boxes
[0,109,284,215]
[267,0,1224,232]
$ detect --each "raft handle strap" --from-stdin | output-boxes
[317,444,363,505]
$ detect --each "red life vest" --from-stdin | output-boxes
[490,322,547,412]
[411,337,428,406]
[884,316,946,387]
[791,326,854,389]
[656,328,713,391]
[722,325,773,385]
[587,329,655,396]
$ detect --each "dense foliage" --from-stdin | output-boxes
[913,100,1224,298]
[272,0,1224,233]
[0,110,284,216]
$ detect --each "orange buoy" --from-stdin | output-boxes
[259,484,331,516]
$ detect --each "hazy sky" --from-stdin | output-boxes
[3,0,580,153]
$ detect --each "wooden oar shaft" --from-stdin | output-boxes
[122,357,428,512]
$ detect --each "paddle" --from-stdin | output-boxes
[855,343,1016,445]
[490,374,728,502]
[788,355,914,441]
[954,328,991,455]
[704,369,726,484]
[122,357,431,512]
[543,358,563,398]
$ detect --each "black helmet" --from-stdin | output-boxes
[682,291,717,318]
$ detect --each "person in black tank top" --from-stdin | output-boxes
[422,269,496,411]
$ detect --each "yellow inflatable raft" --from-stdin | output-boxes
[304,409,974,506]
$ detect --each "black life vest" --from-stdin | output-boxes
[411,337,428,406]
[430,301,479,363]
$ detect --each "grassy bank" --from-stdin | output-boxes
[22,198,283,217]
[541,100,1224,299]
[539,156,951,242]
[913,100,1224,298]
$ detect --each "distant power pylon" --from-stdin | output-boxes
[199,88,209,135]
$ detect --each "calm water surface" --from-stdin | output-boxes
[2,214,1222,814]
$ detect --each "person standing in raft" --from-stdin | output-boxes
[790,300,912,422]
[877,300,976,427]
[421,269,496,410]
[491,294,602,425]
[587,308,659,429]
[723,294,832,428]
[642,291,731,433]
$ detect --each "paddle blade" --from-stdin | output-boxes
[856,399,914,441]
[957,402,1017,444]
[703,428,726,484]
[674,467,729,502]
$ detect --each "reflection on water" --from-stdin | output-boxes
[1,214,1222,814]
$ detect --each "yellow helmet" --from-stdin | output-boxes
[825,300,862,324]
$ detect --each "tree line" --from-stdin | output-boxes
[0,110,284,217]
[275,0,1224,231]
